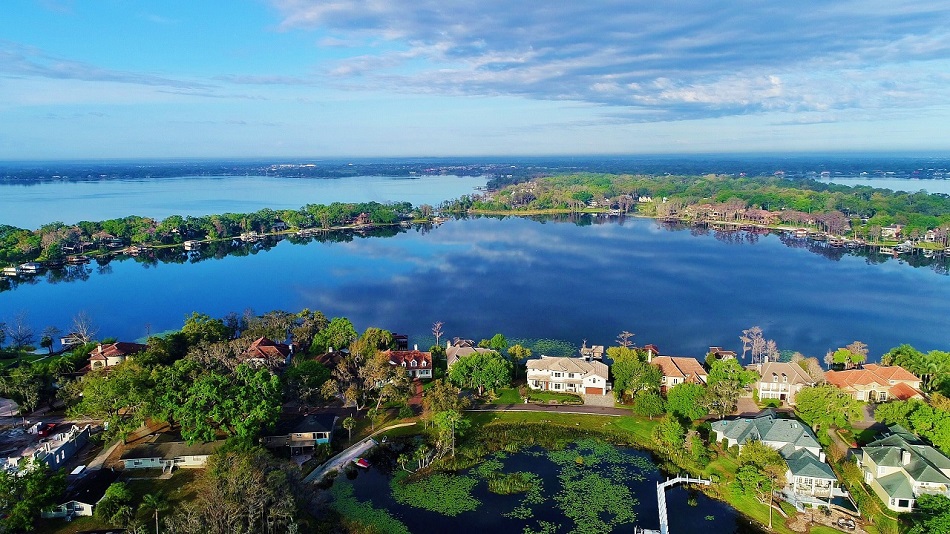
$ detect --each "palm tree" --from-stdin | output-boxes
[140,492,169,534]
[342,416,356,443]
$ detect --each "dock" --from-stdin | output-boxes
[656,475,711,534]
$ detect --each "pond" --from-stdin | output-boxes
[329,439,761,534]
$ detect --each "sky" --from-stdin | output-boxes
[2,0,950,159]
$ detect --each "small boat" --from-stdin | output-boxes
[67,255,90,265]
[353,457,370,468]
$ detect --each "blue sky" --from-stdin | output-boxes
[2,0,950,159]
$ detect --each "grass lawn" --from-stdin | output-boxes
[526,391,582,404]
[468,410,659,446]
[492,388,522,404]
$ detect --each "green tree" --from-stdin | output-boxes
[795,385,862,431]
[0,459,66,532]
[316,317,358,353]
[432,409,470,457]
[911,494,950,534]
[283,359,330,405]
[342,416,356,443]
[653,414,686,450]
[608,346,660,401]
[422,379,470,424]
[95,482,134,525]
[40,335,54,355]
[447,351,512,395]
[632,390,666,419]
[666,382,709,421]
[703,358,757,418]
[140,492,169,534]
[874,399,922,429]
[70,362,152,440]
[735,440,787,530]
[180,312,230,344]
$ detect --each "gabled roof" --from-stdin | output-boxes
[527,356,608,378]
[89,342,147,361]
[383,349,432,369]
[651,356,708,384]
[863,364,921,382]
[243,337,292,362]
[61,469,118,506]
[446,343,492,366]
[291,414,337,434]
[889,382,924,401]
[120,440,225,460]
[759,362,814,386]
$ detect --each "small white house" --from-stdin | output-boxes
[120,440,224,472]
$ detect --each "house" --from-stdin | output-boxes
[4,425,91,472]
[579,342,605,360]
[648,355,708,393]
[382,348,432,379]
[446,338,493,367]
[262,414,337,455]
[353,213,372,226]
[858,424,950,512]
[825,364,923,403]
[120,440,225,472]
[881,225,903,240]
[526,356,610,395]
[59,332,85,349]
[713,410,843,503]
[89,342,147,370]
[42,469,118,519]
[241,336,293,368]
[757,362,815,405]
[708,346,737,361]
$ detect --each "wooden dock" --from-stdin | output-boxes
[655,475,711,534]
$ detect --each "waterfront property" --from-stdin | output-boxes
[383,348,433,378]
[858,424,950,512]
[262,413,337,455]
[713,410,843,503]
[89,341,147,370]
[41,469,118,520]
[526,356,610,395]
[756,362,814,406]
[120,440,225,471]
[446,338,494,367]
[643,348,707,394]
[240,336,294,369]
[825,364,923,402]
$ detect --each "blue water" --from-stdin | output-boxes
[0,174,488,228]
[2,216,947,362]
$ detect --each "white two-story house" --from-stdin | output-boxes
[526,356,610,396]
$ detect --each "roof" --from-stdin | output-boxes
[62,469,118,505]
[120,440,225,461]
[267,413,338,437]
[889,382,924,401]
[243,337,292,362]
[89,342,147,361]
[863,427,950,486]
[651,356,708,384]
[826,365,921,390]
[713,410,820,451]
[784,448,836,480]
[314,350,345,368]
[526,356,608,378]
[446,344,493,366]
[759,362,814,386]
[383,349,432,369]
[876,471,915,500]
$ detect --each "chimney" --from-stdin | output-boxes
[414,344,418,351]
[447,340,451,349]
[819,451,826,462]
[902,449,911,466]
[97,343,103,354]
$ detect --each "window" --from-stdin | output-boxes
[554,383,562,390]
[782,374,787,383]
[553,372,562,378]
[772,373,778,382]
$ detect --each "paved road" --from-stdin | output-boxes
[304,421,418,483]
[468,403,630,416]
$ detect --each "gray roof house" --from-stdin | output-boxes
[857,424,950,512]
[42,469,118,519]
[446,339,494,367]
[756,362,815,406]
[713,410,844,504]
[526,356,610,396]
[120,440,225,472]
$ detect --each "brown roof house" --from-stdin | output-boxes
[120,440,226,472]
[526,356,610,396]
[383,348,433,379]
[89,342,147,370]
[756,362,815,406]
[647,353,708,393]
[446,338,494,367]
[825,364,923,403]
[241,337,293,369]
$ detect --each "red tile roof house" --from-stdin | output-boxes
[825,364,924,403]
[382,348,433,379]
[641,346,708,394]
[240,337,294,369]
[88,342,147,370]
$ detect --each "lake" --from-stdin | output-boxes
[0,174,488,229]
[822,176,950,195]
[1,214,948,361]
[331,440,760,534]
